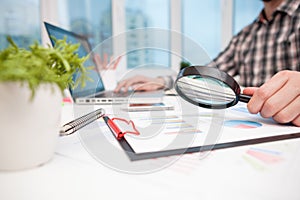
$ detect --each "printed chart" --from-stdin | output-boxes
[137,115,202,135]
[224,120,262,129]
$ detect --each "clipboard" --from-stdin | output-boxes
[104,112,300,161]
[116,131,300,161]
[98,103,300,161]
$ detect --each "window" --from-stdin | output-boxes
[182,0,222,61]
[125,0,170,69]
[57,0,112,50]
[0,0,40,49]
[234,0,263,34]
[2,0,264,70]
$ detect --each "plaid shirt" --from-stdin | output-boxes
[211,0,300,87]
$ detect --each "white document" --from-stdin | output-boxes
[123,102,300,153]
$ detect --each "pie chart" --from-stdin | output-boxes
[224,120,262,129]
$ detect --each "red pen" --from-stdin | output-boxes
[103,116,124,140]
[103,115,140,140]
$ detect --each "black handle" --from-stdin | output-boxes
[238,94,251,103]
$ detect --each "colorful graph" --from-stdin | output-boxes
[232,106,250,114]
[246,147,283,164]
[224,120,262,129]
[138,115,202,135]
[232,106,260,116]
[242,147,284,171]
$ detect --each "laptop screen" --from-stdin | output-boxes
[44,22,105,98]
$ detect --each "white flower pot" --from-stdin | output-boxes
[0,82,62,171]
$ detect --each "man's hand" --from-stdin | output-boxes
[114,75,165,93]
[243,70,300,126]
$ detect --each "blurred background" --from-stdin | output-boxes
[0,0,262,72]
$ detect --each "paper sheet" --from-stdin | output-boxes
[123,102,300,153]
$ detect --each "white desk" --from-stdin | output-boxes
[1,100,300,200]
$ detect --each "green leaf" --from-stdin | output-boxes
[0,36,92,98]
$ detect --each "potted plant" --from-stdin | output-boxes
[0,37,89,170]
[180,60,191,70]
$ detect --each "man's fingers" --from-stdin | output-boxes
[114,81,126,92]
[292,115,300,127]
[114,76,149,92]
[247,71,289,114]
[132,82,164,91]
[272,95,300,124]
[243,87,258,95]
[114,76,164,93]
[259,81,300,118]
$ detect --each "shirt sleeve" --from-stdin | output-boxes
[158,75,174,90]
[207,33,241,77]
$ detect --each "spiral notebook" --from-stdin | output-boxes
[60,108,106,136]
[59,108,140,140]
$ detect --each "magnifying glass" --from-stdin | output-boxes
[175,65,251,109]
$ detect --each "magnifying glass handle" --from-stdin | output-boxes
[238,94,251,103]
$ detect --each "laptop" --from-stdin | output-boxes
[44,22,163,105]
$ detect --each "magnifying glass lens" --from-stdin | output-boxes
[176,75,237,108]
[175,66,251,109]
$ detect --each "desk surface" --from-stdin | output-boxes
[1,99,300,200]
